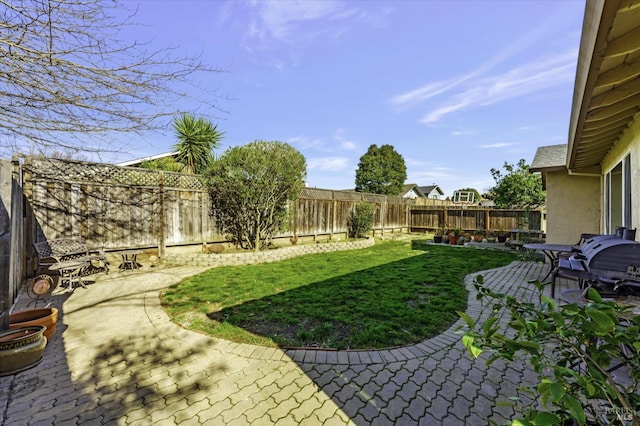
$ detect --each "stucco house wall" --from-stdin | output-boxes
[544,170,600,244]
[532,2,640,244]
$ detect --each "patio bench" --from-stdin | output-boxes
[33,238,109,276]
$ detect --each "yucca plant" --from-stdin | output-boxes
[173,113,223,174]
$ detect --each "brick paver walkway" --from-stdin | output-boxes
[1,260,570,425]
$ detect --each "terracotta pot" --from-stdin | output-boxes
[0,326,47,376]
[10,308,58,340]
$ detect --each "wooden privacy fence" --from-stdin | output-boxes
[21,157,419,253]
[18,156,542,270]
[22,157,216,255]
[409,206,542,235]
[0,159,24,330]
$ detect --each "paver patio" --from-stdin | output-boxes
[0,259,587,425]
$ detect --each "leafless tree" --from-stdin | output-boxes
[0,0,223,158]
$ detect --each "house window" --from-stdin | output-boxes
[605,154,632,233]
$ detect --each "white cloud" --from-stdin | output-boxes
[451,129,476,136]
[480,142,516,149]
[391,9,579,122]
[420,50,577,124]
[307,156,350,171]
[289,130,358,153]
[288,135,326,150]
[246,0,358,41]
[341,140,356,150]
[391,81,455,108]
[333,129,357,150]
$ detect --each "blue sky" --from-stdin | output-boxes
[116,0,586,197]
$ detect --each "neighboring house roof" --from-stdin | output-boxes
[567,1,640,174]
[530,144,568,173]
[400,184,426,198]
[116,151,179,167]
[342,184,431,198]
[530,144,568,189]
[418,185,445,197]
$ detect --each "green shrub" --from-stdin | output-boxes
[458,276,640,425]
[347,203,375,238]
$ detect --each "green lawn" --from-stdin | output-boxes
[161,239,519,350]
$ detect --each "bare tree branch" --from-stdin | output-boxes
[0,0,225,158]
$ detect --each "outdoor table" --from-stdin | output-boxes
[49,259,91,292]
[523,243,576,292]
[114,249,142,271]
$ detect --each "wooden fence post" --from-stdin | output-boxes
[443,207,449,232]
[158,172,166,260]
[0,160,11,331]
[382,196,387,236]
[0,158,25,330]
[331,191,336,240]
[485,209,490,233]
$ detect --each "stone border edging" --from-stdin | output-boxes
[163,237,375,268]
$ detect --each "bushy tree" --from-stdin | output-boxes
[207,141,306,251]
[489,159,545,208]
[355,144,407,195]
[173,114,223,174]
[347,203,375,238]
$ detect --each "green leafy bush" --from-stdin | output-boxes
[458,276,640,425]
[347,203,375,238]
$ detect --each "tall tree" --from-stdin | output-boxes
[173,114,223,174]
[355,144,407,195]
[489,159,545,208]
[206,141,307,251]
[0,0,221,157]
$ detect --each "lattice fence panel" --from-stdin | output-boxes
[25,156,206,190]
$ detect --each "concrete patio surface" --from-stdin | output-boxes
[0,259,581,425]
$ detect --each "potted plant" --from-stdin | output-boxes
[0,325,48,376]
[449,228,462,245]
[486,231,497,243]
[10,307,59,340]
[473,229,484,242]
[433,230,443,244]
[497,230,508,243]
